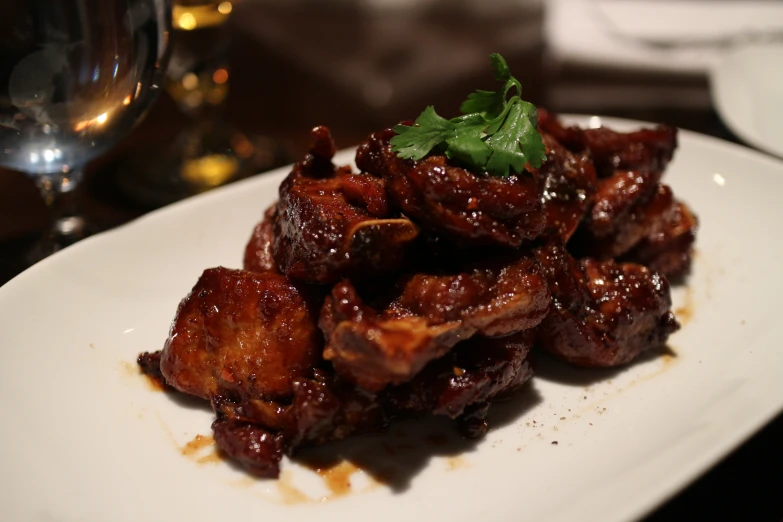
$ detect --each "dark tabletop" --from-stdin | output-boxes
[0,3,780,520]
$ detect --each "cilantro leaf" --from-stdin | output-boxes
[490,53,510,81]
[485,100,546,177]
[390,106,454,161]
[459,89,504,119]
[392,53,546,176]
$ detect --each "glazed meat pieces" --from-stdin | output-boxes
[319,254,549,392]
[534,244,679,367]
[271,126,419,284]
[150,266,387,477]
[159,267,321,401]
[243,204,279,274]
[623,199,698,279]
[210,369,386,477]
[141,112,696,480]
[356,127,545,247]
[538,109,678,177]
[539,109,684,260]
[384,330,535,438]
[533,131,597,242]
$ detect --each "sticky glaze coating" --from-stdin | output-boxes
[534,244,679,367]
[319,254,550,392]
[272,126,418,284]
[384,330,535,438]
[142,112,695,479]
[538,109,678,178]
[623,199,699,280]
[534,131,597,242]
[356,127,545,247]
[243,204,279,274]
[159,267,321,400]
[209,368,387,476]
[539,109,683,260]
[212,419,285,478]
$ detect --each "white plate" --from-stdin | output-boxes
[2,116,782,522]
[710,43,783,158]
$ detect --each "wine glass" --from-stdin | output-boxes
[115,0,287,208]
[0,0,171,259]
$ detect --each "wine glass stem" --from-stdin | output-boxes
[34,170,87,248]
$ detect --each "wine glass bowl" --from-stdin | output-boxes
[0,0,171,254]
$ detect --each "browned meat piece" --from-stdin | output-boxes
[274,126,419,284]
[573,183,675,259]
[624,199,698,279]
[319,255,550,391]
[137,350,165,384]
[534,131,597,242]
[539,110,679,256]
[146,265,387,478]
[356,127,545,247]
[538,109,678,177]
[143,345,386,479]
[212,419,285,478]
[211,368,387,452]
[243,204,279,274]
[384,330,534,438]
[534,244,679,367]
[160,267,321,401]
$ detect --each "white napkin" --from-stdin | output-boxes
[545,0,783,75]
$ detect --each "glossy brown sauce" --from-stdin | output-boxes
[675,286,695,326]
[273,460,371,504]
[144,374,166,391]
[276,470,311,504]
[181,434,215,457]
[314,461,359,497]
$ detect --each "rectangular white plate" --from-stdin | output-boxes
[1,116,781,522]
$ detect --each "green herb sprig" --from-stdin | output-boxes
[389,53,546,177]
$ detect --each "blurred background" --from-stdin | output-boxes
[1,0,744,278]
[0,1,780,517]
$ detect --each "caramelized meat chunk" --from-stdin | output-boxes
[243,204,279,274]
[573,183,676,259]
[320,255,550,391]
[160,267,321,401]
[212,419,285,478]
[539,110,679,256]
[356,127,545,247]
[384,330,534,437]
[534,131,597,242]
[534,244,679,367]
[538,109,678,177]
[137,350,165,384]
[274,126,418,284]
[211,369,387,451]
[624,199,698,279]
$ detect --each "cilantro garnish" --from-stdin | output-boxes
[390,53,546,177]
